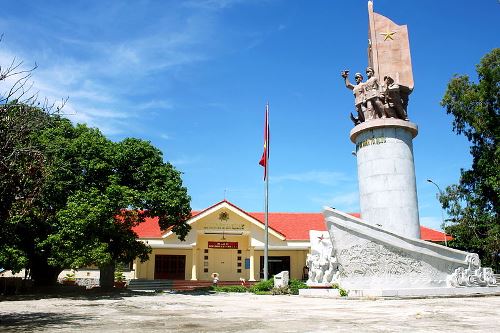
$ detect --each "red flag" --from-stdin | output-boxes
[259,103,269,179]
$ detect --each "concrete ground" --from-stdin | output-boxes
[1,292,499,332]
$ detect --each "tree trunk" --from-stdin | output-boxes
[30,260,63,287]
[99,262,115,289]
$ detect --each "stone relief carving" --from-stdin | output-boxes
[306,231,339,286]
[337,242,424,278]
[447,254,497,287]
[306,254,339,285]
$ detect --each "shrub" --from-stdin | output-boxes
[338,288,348,297]
[288,279,308,295]
[249,278,274,293]
[64,273,76,282]
[211,285,248,293]
[114,269,125,282]
[271,286,290,295]
[331,283,348,296]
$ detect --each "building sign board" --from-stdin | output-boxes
[208,241,238,249]
[203,223,245,231]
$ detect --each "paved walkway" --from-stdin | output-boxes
[1,292,499,332]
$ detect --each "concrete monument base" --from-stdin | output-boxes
[350,118,420,239]
[299,286,500,298]
[299,288,341,298]
[324,207,497,291]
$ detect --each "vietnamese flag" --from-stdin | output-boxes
[259,103,269,179]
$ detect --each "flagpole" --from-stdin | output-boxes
[263,102,269,281]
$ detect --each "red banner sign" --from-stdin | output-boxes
[208,241,238,249]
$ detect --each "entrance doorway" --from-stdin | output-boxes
[154,255,186,280]
[260,256,290,279]
[210,249,237,280]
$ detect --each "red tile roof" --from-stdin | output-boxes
[248,212,361,241]
[420,225,453,242]
[132,207,451,242]
[132,216,162,238]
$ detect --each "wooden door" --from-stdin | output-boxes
[154,255,186,280]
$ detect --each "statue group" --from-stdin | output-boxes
[342,67,410,125]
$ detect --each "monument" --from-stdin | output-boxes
[306,231,338,286]
[304,1,498,296]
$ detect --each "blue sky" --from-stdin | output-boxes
[1,0,499,231]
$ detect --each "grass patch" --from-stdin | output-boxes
[210,285,248,293]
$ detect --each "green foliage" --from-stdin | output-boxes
[331,283,348,296]
[288,279,308,295]
[440,48,500,271]
[0,104,51,273]
[247,278,308,295]
[114,269,125,282]
[64,273,76,282]
[0,105,191,285]
[211,285,248,293]
[271,286,290,295]
[249,278,274,293]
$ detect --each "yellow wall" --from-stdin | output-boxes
[195,234,250,281]
[135,246,308,281]
[135,203,311,281]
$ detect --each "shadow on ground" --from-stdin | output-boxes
[0,288,147,302]
[0,287,217,302]
[0,312,91,331]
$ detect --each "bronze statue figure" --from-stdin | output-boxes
[341,70,366,125]
[363,66,385,120]
[383,75,408,120]
[341,0,414,126]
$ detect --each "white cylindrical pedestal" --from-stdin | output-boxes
[350,119,420,239]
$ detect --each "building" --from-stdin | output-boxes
[131,200,451,282]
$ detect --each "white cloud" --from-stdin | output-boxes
[183,0,245,10]
[170,155,203,166]
[0,8,215,136]
[311,191,359,212]
[272,171,351,186]
[0,1,269,137]
[138,100,174,111]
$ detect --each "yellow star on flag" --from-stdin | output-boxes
[380,30,396,41]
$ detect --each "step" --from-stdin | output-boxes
[127,279,253,291]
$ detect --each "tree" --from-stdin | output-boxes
[0,36,191,285]
[0,46,63,275]
[440,48,499,271]
[0,51,191,285]
[40,130,192,287]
